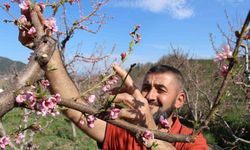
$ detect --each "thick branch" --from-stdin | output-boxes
[0,37,56,117]
[0,58,42,117]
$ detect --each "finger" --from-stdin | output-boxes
[119,108,137,120]
[35,5,45,26]
[18,30,34,48]
[108,86,128,95]
[113,64,133,88]
[113,64,144,99]
[112,93,134,109]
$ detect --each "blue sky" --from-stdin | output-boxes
[0,0,249,66]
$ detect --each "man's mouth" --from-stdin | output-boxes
[148,101,160,110]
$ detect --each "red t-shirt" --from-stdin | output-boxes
[102,117,208,150]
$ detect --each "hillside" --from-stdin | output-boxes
[0,56,26,75]
[1,54,249,149]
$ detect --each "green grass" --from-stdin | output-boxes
[2,108,98,150]
[203,132,217,145]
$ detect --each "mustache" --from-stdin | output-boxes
[148,100,161,107]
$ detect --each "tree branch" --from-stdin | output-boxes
[58,99,195,143]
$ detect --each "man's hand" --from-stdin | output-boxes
[18,5,46,49]
[111,64,157,129]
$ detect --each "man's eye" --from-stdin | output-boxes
[142,86,150,91]
[158,88,166,93]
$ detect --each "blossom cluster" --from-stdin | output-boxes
[142,130,154,140]
[87,94,96,104]
[86,115,96,128]
[102,75,119,92]
[78,107,120,128]
[0,136,10,149]
[15,132,25,144]
[6,0,58,35]
[130,25,141,44]
[44,17,58,33]
[109,108,120,119]
[15,80,61,116]
[159,115,170,129]
[214,44,233,62]
[214,44,233,77]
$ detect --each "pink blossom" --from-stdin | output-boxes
[41,79,50,88]
[107,75,119,85]
[15,132,25,144]
[102,75,119,92]
[16,94,26,103]
[3,3,10,11]
[79,119,84,126]
[37,99,55,116]
[219,64,229,77]
[19,0,30,11]
[214,53,224,62]
[87,115,96,128]
[214,44,233,62]
[222,44,233,58]
[135,33,141,44]
[16,91,36,106]
[39,2,45,9]
[28,27,36,35]
[142,130,154,140]
[42,98,55,109]
[19,15,27,24]
[109,108,120,119]
[102,84,111,92]
[25,91,36,108]
[159,115,170,128]
[0,136,10,149]
[52,93,61,103]
[37,94,60,116]
[18,15,28,29]
[45,17,58,33]
[120,52,127,61]
[87,95,96,104]
[37,102,48,116]
[112,76,119,82]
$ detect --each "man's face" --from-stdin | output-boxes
[141,72,181,119]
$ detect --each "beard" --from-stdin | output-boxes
[152,103,175,125]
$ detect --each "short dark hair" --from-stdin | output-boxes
[146,64,185,90]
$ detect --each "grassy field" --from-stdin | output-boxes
[2,108,98,150]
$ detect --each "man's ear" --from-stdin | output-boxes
[174,91,185,109]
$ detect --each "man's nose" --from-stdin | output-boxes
[145,89,157,101]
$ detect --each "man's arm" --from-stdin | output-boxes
[45,48,107,143]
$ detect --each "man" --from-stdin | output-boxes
[18,6,207,150]
[99,64,208,150]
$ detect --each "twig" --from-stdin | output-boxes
[216,113,250,144]
[196,10,250,134]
